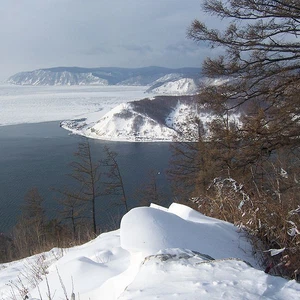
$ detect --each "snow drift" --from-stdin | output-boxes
[120,204,256,263]
[1,203,299,300]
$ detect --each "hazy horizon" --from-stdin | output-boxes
[0,0,222,81]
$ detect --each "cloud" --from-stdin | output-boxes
[0,0,224,80]
[121,44,153,54]
[165,42,201,56]
[82,46,114,56]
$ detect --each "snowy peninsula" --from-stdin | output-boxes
[3,67,231,143]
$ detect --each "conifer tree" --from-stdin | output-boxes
[187,0,300,186]
[184,0,300,279]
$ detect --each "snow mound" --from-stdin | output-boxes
[120,206,257,266]
[31,231,129,300]
[168,202,215,222]
[1,203,300,300]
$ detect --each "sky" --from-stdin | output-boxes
[0,0,220,81]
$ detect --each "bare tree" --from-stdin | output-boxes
[102,146,129,212]
[57,192,87,239]
[185,0,300,279]
[188,0,300,157]
[135,169,166,206]
[13,188,46,257]
[68,138,102,234]
[187,0,300,190]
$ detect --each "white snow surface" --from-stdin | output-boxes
[0,84,147,127]
[148,78,198,95]
[62,102,178,142]
[1,203,299,300]
[61,100,215,143]
[0,84,201,142]
[0,83,239,143]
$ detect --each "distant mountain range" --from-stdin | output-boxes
[7,66,201,94]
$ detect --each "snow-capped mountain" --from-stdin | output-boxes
[7,67,201,90]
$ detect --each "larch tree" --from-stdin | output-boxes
[185,0,300,279]
[187,0,300,186]
[13,188,46,257]
[189,1,299,150]
[135,169,166,206]
[68,138,102,235]
[102,146,129,213]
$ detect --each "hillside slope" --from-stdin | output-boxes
[61,95,213,142]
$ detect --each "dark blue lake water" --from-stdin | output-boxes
[0,122,173,232]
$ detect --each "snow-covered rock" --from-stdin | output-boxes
[1,203,300,300]
[118,250,298,300]
[120,205,257,265]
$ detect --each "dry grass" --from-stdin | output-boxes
[190,177,300,281]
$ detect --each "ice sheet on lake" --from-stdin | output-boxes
[0,84,147,126]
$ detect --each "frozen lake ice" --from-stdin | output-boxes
[0,84,148,126]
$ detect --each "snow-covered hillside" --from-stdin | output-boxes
[1,203,299,300]
[62,101,177,142]
[199,76,230,87]
[146,78,199,95]
[60,93,239,143]
[61,95,207,142]
[84,103,177,142]
[7,70,108,86]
